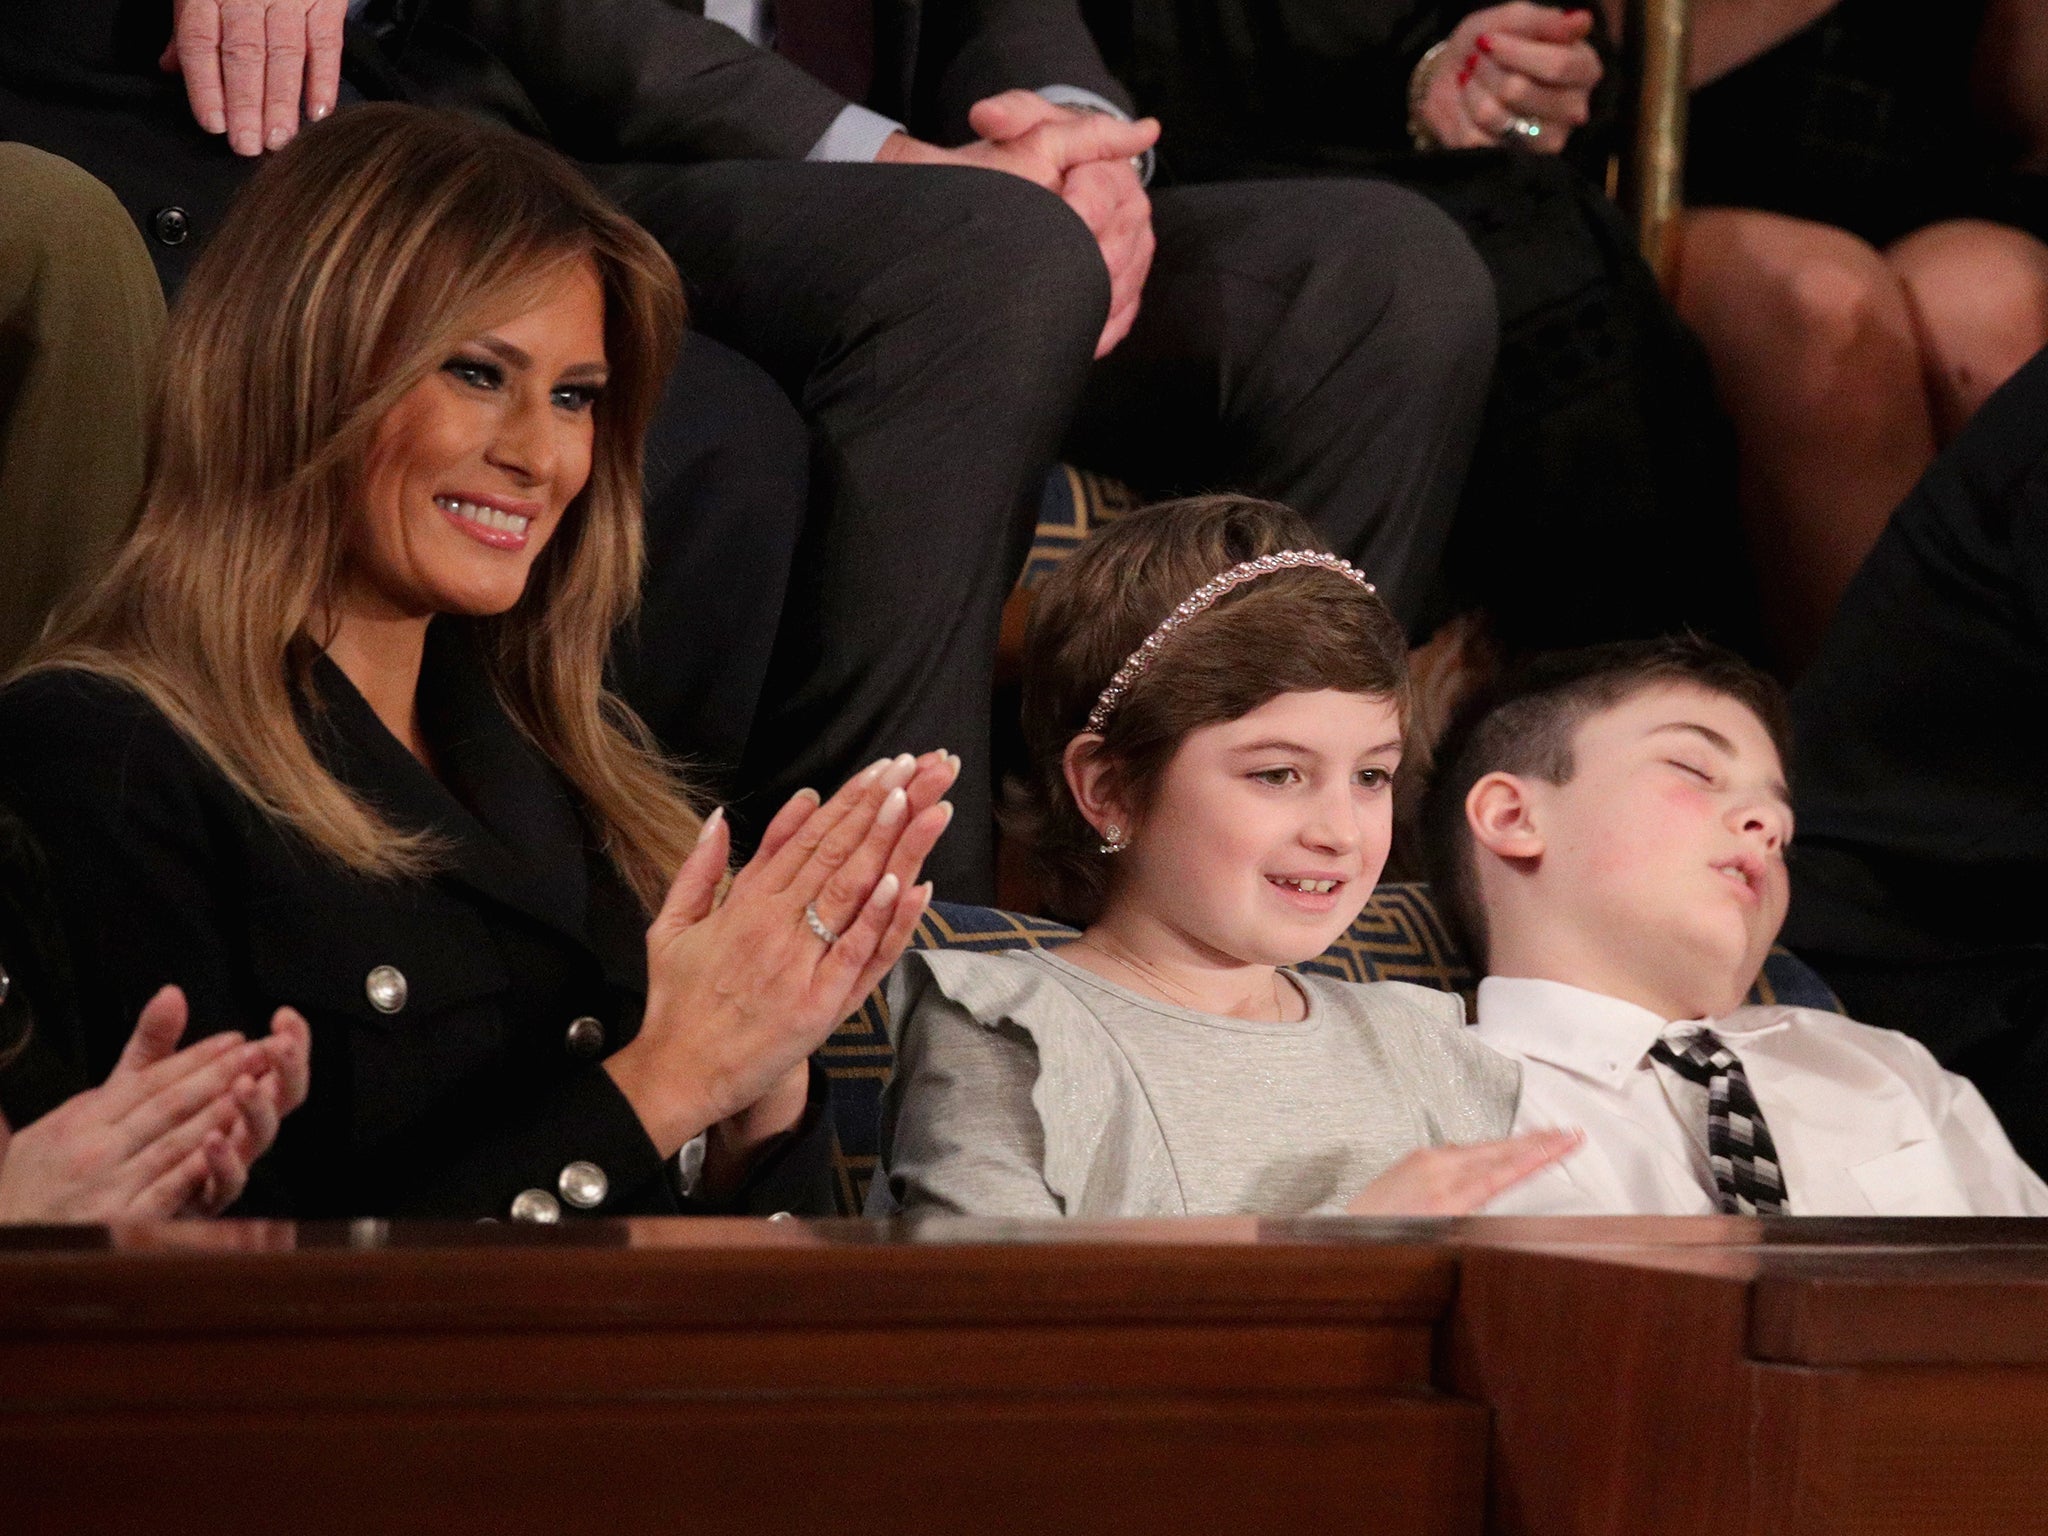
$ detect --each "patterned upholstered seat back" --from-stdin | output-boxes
[819,882,1840,1212]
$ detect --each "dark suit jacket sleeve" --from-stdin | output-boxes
[431,0,853,161]
[919,0,1134,143]
[0,674,270,1081]
[684,1058,841,1215]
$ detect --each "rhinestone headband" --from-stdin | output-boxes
[1084,551,1376,735]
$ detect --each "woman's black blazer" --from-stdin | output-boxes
[0,620,835,1219]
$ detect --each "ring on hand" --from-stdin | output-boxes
[1504,115,1544,142]
[802,902,841,947]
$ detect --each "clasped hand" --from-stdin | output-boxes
[0,987,310,1222]
[880,93,1161,359]
[1418,3,1603,153]
[607,751,958,1159]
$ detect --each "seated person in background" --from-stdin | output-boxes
[0,144,165,671]
[1784,342,2048,1181]
[1,804,309,1222]
[1659,0,2048,668]
[1420,637,2048,1215]
[873,496,1577,1218]
[0,105,955,1222]
[1075,0,1762,657]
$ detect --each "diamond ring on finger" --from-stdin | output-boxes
[802,902,841,947]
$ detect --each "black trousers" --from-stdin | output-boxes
[595,160,1496,899]
[1785,342,2048,1174]
[610,329,809,798]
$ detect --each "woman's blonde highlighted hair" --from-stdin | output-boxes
[22,104,700,912]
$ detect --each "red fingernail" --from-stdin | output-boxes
[1476,34,1494,52]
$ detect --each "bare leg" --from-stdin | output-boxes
[1676,207,1936,671]
[1888,220,2048,442]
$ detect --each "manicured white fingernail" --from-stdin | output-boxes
[937,800,955,827]
[882,754,917,790]
[868,872,901,908]
[878,786,908,825]
[694,805,724,845]
[860,758,888,783]
[917,881,935,906]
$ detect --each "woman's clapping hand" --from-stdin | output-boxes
[608,751,958,1157]
[0,986,310,1223]
[1417,4,1604,153]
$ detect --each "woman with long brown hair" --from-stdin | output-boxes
[0,103,954,1219]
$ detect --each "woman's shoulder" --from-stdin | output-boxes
[0,665,191,754]
[0,666,221,810]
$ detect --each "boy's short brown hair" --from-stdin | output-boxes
[1015,495,1411,924]
[1418,635,1792,969]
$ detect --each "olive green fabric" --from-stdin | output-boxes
[0,143,164,670]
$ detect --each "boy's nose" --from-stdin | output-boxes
[1734,803,1788,850]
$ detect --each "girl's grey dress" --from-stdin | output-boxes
[872,947,1520,1217]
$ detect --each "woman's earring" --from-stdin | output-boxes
[1099,824,1128,855]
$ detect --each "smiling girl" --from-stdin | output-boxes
[873,497,1577,1218]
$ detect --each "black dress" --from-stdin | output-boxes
[0,619,837,1219]
[1081,0,1764,655]
[1687,0,2048,249]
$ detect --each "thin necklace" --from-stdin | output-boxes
[1072,932,1290,1023]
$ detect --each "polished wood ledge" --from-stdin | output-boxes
[4,1217,2046,1535]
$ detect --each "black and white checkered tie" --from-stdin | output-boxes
[1649,1029,1789,1215]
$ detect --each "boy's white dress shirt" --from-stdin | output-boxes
[1473,976,2048,1216]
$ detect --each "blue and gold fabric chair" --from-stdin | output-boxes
[820,882,1838,1212]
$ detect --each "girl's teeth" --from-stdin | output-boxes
[1273,878,1338,893]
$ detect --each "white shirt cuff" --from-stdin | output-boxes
[676,1132,709,1197]
[1035,85,1127,120]
[807,103,909,162]
[1034,85,1155,185]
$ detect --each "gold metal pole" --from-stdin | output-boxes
[1619,0,1695,292]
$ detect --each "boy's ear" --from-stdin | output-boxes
[1466,772,1546,861]
[1063,734,1133,839]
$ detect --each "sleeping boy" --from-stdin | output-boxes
[1420,636,2048,1216]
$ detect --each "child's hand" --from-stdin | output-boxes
[1345,1128,1583,1215]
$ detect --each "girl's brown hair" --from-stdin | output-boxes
[20,103,699,912]
[1015,495,1412,925]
